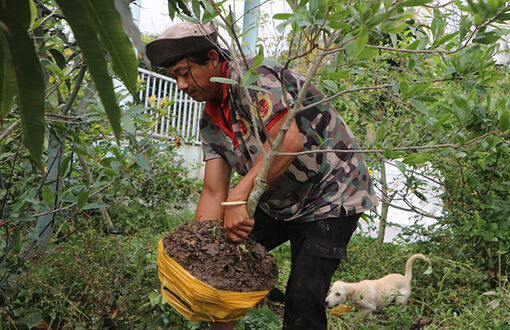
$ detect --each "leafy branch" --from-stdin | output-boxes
[278,130,502,156]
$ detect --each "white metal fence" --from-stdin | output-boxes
[138,67,203,145]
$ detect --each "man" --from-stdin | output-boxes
[146,22,378,329]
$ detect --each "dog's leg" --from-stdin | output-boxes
[395,293,411,313]
[395,290,411,305]
[359,303,376,319]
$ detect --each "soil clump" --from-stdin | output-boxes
[162,221,278,292]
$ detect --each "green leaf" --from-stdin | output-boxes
[383,147,396,159]
[253,44,264,68]
[77,190,90,209]
[399,78,409,97]
[167,0,176,19]
[191,0,201,19]
[12,226,21,254]
[0,41,16,118]
[70,147,89,156]
[431,113,452,130]
[322,80,339,93]
[434,32,457,47]
[246,84,268,93]
[18,311,44,329]
[210,77,238,84]
[397,0,433,7]
[121,115,135,134]
[380,20,409,34]
[41,185,54,208]
[83,0,138,98]
[114,0,149,66]
[395,160,406,175]
[12,214,35,223]
[353,28,369,58]
[423,265,433,275]
[45,63,65,80]
[134,153,150,170]
[149,291,162,307]
[56,0,122,141]
[82,202,109,210]
[403,153,435,166]
[329,21,351,30]
[48,48,67,69]
[473,30,500,44]
[202,6,218,23]
[499,110,509,130]
[357,47,379,61]
[273,13,292,20]
[29,0,37,29]
[175,0,192,16]
[59,155,71,175]
[474,13,484,26]
[458,15,472,42]
[177,14,200,24]
[0,6,45,161]
[321,70,352,80]
[241,70,259,87]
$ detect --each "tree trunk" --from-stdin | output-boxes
[77,154,116,233]
[377,159,389,244]
[35,133,62,250]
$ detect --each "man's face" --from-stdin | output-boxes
[167,57,220,102]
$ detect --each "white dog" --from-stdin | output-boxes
[325,253,431,317]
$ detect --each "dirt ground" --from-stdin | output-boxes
[162,220,278,292]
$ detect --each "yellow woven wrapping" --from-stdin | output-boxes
[157,239,271,322]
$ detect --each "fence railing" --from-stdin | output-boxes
[138,67,203,145]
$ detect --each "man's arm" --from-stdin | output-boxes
[195,157,232,222]
[223,114,303,241]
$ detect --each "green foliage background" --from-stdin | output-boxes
[0,0,509,328]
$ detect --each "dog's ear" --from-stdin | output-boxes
[345,285,355,298]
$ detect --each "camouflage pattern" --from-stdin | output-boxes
[200,57,378,222]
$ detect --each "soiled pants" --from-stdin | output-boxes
[250,207,361,330]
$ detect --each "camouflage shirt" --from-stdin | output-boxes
[200,58,378,222]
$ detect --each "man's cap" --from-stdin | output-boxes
[145,21,218,67]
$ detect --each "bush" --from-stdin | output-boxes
[4,220,195,329]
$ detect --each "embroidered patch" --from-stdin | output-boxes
[237,117,251,139]
[254,95,272,121]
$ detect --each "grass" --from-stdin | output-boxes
[2,212,509,329]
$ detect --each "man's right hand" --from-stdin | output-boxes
[223,204,255,242]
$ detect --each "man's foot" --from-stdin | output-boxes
[268,287,286,303]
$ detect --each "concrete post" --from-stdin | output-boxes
[241,0,261,54]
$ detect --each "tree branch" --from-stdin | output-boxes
[246,30,341,216]
[32,183,112,217]
[0,122,19,141]
[300,76,463,112]
[277,130,501,156]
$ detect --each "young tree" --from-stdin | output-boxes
[177,0,509,275]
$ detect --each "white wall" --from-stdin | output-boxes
[176,144,205,179]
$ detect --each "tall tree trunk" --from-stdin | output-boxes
[377,159,389,244]
[77,154,115,233]
[74,85,115,233]
[35,133,62,250]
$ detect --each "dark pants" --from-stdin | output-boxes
[250,208,360,330]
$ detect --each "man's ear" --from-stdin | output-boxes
[207,49,220,68]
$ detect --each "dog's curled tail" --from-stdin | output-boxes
[404,253,431,281]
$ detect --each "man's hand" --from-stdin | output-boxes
[223,204,255,242]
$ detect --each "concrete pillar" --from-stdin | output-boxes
[241,0,261,54]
